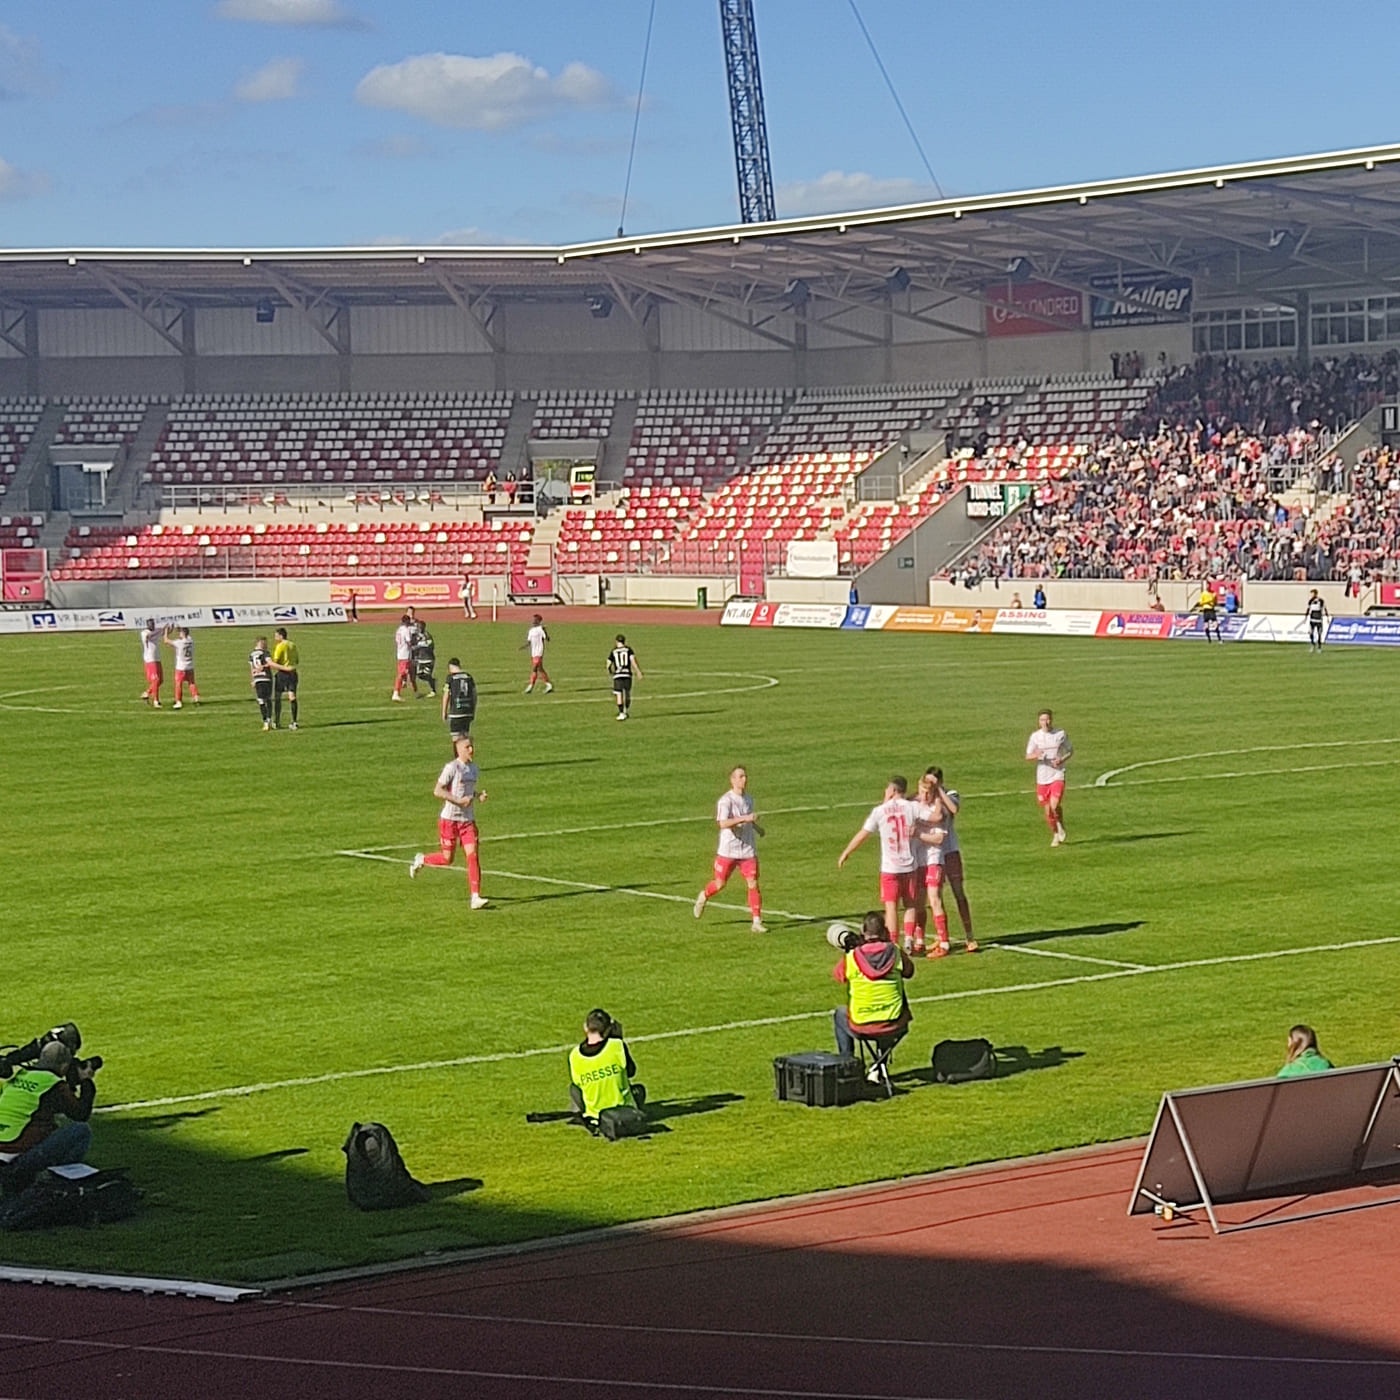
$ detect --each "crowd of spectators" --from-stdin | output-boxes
[959,355,1400,584]
[1136,352,1399,438]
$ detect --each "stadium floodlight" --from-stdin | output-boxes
[587,294,613,319]
[886,267,911,293]
[255,299,276,324]
[1006,256,1034,283]
[782,278,810,307]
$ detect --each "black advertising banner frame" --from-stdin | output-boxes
[1129,1061,1400,1235]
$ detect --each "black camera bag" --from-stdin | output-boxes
[931,1038,997,1084]
[596,1106,649,1140]
[0,1169,142,1232]
[343,1121,431,1210]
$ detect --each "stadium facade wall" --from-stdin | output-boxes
[0,300,1193,396]
[49,578,334,609]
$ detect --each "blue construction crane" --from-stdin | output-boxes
[719,0,777,224]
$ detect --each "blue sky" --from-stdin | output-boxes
[1,0,1396,249]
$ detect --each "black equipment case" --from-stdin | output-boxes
[774,1051,864,1107]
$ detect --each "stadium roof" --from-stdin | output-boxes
[6,144,1400,347]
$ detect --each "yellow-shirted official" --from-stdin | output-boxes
[269,626,300,730]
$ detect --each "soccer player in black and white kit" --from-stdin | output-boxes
[606,634,642,721]
[441,657,477,738]
[249,636,275,731]
[1304,589,1329,652]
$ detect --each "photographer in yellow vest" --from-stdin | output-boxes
[0,1041,96,1196]
[831,910,915,1058]
[568,1009,646,1122]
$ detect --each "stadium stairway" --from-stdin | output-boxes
[113,401,170,511]
[527,510,564,571]
[597,394,638,490]
[498,394,538,480]
[6,400,66,513]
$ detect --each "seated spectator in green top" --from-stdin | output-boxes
[1276,1024,1333,1077]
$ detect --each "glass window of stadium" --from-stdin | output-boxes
[1310,296,1400,347]
[1192,307,1296,354]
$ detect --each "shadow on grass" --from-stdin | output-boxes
[890,1046,1082,1092]
[993,920,1144,947]
[318,716,412,729]
[641,1092,743,1123]
[242,1147,310,1165]
[1075,831,1192,846]
[427,1175,484,1200]
[129,1107,222,1130]
[490,756,601,773]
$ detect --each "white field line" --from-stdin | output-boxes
[995,945,1148,971]
[1094,736,1400,787]
[345,740,1400,853]
[98,933,1400,1116]
[495,670,779,709]
[338,850,821,921]
[0,684,79,714]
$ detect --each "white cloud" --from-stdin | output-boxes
[777,170,937,217]
[234,56,304,102]
[216,0,362,28]
[0,25,50,99]
[355,51,618,131]
[0,156,49,200]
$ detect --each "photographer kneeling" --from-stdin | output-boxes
[831,911,915,1059]
[0,1042,97,1195]
[568,1009,646,1124]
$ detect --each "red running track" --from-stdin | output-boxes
[4,1142,1400,1399]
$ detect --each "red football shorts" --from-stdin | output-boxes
[879,870,919,904]
[925,851,964,888]
[175,669,195,685]
[712,856,759,884]
[437,818,478,853]
[396,660,412,681]
[1036,779,1065,807]
[145,661,163,684]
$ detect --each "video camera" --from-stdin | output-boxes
[0,1022,103,1083]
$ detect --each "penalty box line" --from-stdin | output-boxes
[98,933,1400,1116]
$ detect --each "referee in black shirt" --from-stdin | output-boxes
[607,634,642,721]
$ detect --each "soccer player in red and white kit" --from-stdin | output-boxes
[409,734,489,909]
[693,766,766,933]
[520,615,553,694]
[163,625,201,709]
[838,775,922,941]
[907,766,977,957]
[139,618,164,707]
[391,613,418,701]
[1026,709,1073,846]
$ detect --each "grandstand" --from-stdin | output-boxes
[4,146,1400,603]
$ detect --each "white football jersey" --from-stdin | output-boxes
[1026,729,1072,786]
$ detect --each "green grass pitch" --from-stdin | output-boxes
[1,618,1398,1283]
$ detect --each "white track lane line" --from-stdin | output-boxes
[98,933,1400,1115]
[283,1305,1400,1373]
[995,945,1148,971]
